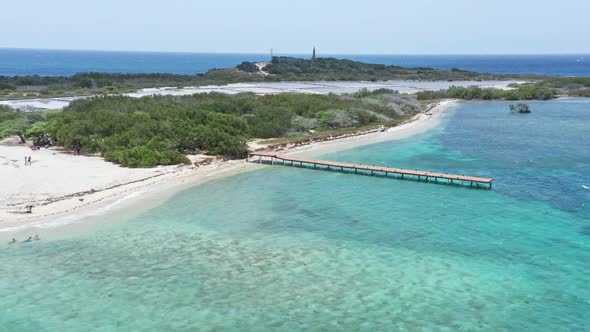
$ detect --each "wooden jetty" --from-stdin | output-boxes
[248,152,493,190]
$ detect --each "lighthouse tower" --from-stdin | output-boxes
[312,47,317,60]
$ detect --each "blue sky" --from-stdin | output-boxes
[3,0,589,54]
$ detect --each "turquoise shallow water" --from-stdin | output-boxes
[1,100,589,331]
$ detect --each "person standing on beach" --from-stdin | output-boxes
[24,156,28,165]
[27,156,32,165]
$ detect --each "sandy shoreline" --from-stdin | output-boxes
[0,99,458,240]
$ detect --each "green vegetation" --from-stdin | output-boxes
[236,62,259,73]
[261,57,527,81]
[4,56,590,168]
[49,95,252,164]
[532,77,590,89]
[525,77,590,97]
[1,90,419,167]
[103,147,190,168]
[416,85,558,101]
[0,57,542,100]
[0,73,216,99]
[509,103,531,113]
[568,89,590,97]
[4,57,590,100]
[0,106,45,143]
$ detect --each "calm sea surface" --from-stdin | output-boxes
[1,99,589,330]
[1,48,590,76]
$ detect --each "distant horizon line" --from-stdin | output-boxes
[2,47,589,57]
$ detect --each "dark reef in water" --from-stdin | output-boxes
[579,225,590,236]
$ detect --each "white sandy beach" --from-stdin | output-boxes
[0,100,457,239]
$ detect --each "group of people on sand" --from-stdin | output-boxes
[33,135,51,151]
[9,235,40,244]
[24,155,32,165]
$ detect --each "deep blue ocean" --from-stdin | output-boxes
[1,48,589,76]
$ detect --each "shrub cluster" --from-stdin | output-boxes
[35,92,414,167]
[416,85,558,101]
[103,146,190,167]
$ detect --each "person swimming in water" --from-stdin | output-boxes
[9,238,17,244]
[34,235,40,241]
[23,237,32,243]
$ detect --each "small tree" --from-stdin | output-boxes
[236,62,259,73]
[0,118,28,143]
[509,103,531,113]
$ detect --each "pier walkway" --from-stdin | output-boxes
[248,152,493,190]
